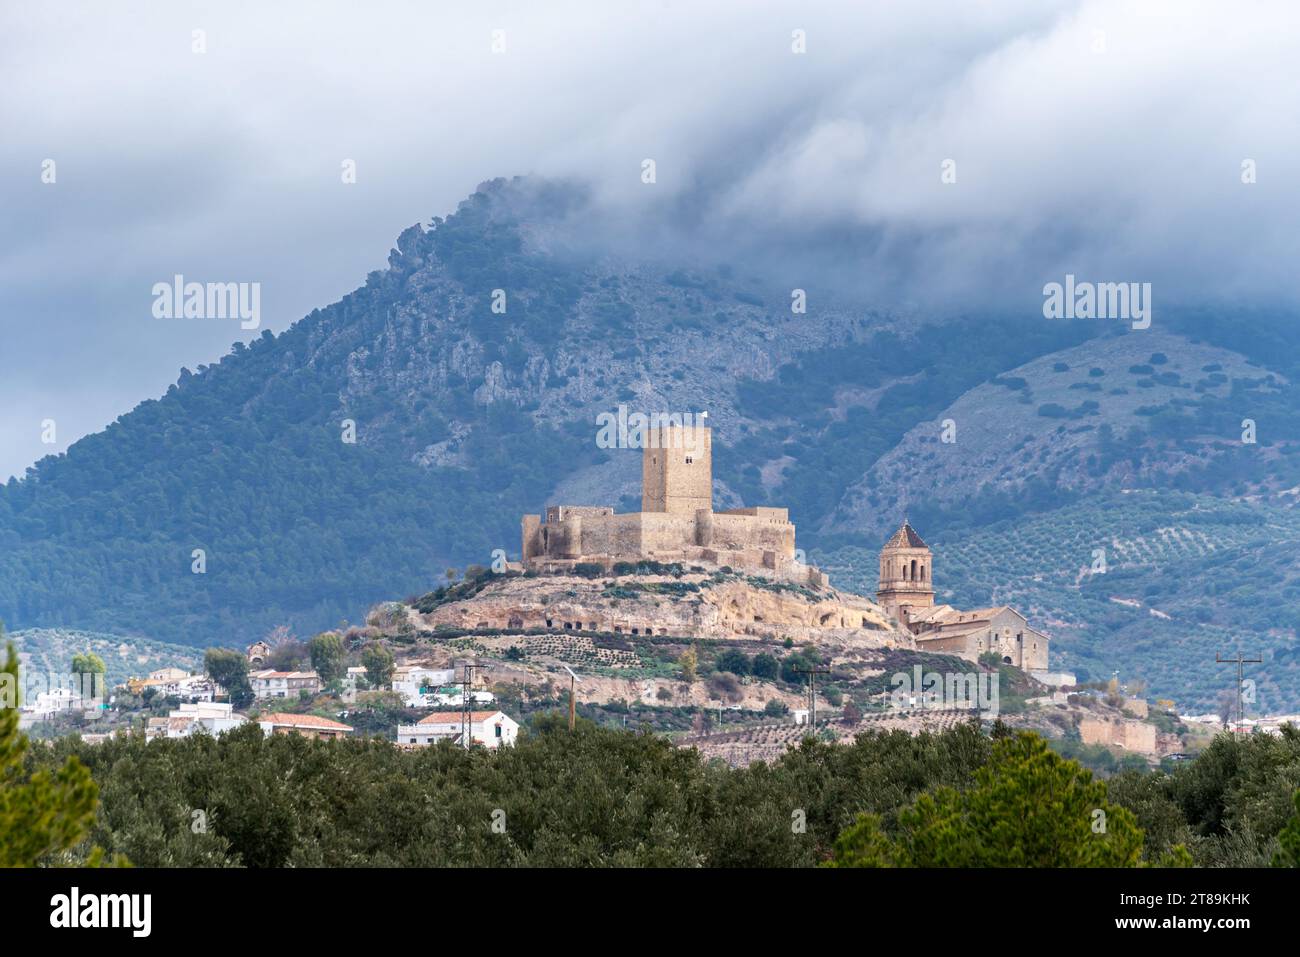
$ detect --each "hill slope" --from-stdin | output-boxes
[3,176,1299,713]
[0,178,1097,645]
[8,628,201,692]
[821,490,1300,712]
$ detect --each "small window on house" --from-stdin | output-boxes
[685,456,693,464]
[495,725,503,738]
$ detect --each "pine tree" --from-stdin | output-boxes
[827,732,1146,867]
[1273,789,1300,867]
[0,626,101,866]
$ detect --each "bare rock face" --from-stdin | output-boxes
[414,571,910,650]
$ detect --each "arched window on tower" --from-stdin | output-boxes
[910,559,917,581]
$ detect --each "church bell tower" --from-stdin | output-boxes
[876,519,934,622]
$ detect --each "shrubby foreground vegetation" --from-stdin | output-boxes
[12,698,1300,868]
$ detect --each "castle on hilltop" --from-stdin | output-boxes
[876,520,1049,670]
[517,422,1048,669]
[522,423,827,587]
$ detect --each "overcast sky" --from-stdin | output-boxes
[3,0,1298,480]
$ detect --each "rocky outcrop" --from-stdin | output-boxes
[414,571,908,650]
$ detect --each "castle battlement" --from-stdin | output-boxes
[521,425,825,587]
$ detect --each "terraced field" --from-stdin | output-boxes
[7,627,202,692]
[819,490,1300,712]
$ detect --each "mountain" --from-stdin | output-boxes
[2,176,1299,709]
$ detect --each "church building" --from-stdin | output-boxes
[876,520,1050,670]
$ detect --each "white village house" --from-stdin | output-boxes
[155,674,220,702]
[125,668,216,701]
[249,669,322,700]
[423,687,497,708]
[256,712,354,740]
[396,710,519,749]
[390,665,456,707]
[146,701,247,740]
[17,687,85,729]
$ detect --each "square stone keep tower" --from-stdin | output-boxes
[641,424,712,514]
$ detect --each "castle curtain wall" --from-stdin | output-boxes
[635,513,698,554]
[579,513,650,557]
[706,509,795,556]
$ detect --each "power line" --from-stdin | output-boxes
[457,661,477,750]
[562,664,580,732]
[1215,651,1261,733]
[792,664,831,730]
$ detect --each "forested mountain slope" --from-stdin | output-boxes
[2,177,1297,712]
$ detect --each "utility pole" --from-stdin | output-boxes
[1215,651,1261,733]
[457,662,476,750]
[563,664,580,732]
[793,664,831,729]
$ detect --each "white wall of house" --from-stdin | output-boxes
[395,711,518,748]
[391,667,456,707]
[249,671,320,699]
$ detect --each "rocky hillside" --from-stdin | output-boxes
[2,176,1298,712]
[0,177,918,647]
[361,567,993,745]
[408,566,901,648]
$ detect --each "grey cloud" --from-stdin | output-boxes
[2,0,1295,479]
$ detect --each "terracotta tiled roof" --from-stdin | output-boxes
[883,521,927,549]
[958,606,1016,620]
[258,712,353,731]
[417,710,503,725]
[251,670,319,680]
[920,622,992,638]
[907,604,957,623]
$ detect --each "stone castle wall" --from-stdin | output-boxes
[522,508,799,572]
[522,423,819,585]
[704,509,795,554]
